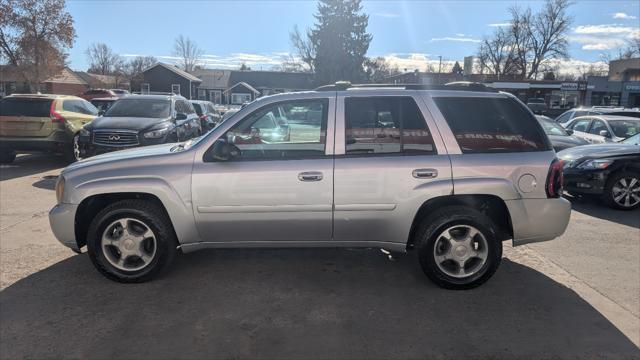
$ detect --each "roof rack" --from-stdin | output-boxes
[314,81,497,92]
[131,91,179,96]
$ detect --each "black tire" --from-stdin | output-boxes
[63,133,81,163]
[0,150,16,164]
[87,199,178,283]
[415,206,502,290]
[603,171,640,210]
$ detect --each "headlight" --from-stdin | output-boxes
[577,159,613,170]
[55,175,65,203]
[143,128,169,139]
[79,128,90,136]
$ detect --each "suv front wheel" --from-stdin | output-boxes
[87,199,178,283]
[415,206,502,290]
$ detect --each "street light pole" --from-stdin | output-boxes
[438,56,442,84]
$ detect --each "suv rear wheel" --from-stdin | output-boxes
[87,199,178,283]
[415,206,502,290]
[0,150,16,164]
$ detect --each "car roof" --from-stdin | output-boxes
[3,94,84,100]
[119,94,180,100]
[91,97,119,101]
[572,115,640,121]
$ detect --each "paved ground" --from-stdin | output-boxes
[1,154,639,359]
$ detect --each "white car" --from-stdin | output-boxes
[564,115,640,144]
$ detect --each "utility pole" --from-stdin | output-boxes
[438,56,442,84]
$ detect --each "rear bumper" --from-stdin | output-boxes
[0,130,71,152]
[49,203,80,251]
[506,197,571,246]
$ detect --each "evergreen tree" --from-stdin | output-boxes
[308,0,372,85]
[451,61,463,74]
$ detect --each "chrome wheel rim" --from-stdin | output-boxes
[433,225,489,278]
[612,177,640,208]
[101,218,157,271]
[73,134,81,161]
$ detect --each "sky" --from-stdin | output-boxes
[65,0,640,74]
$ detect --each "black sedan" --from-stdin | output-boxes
[79,94,202,158]
[536,115,588,151]
[558,133,640,210]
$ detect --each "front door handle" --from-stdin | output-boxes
[412,168,438,179]
[298,171,323,182]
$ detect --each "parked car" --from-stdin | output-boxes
[563,115,640,143]
[90,97,119,116]
[77,89,118,101]
[0,94,98,163]
[536,115,588,151]
[110,89,130,97]
[220,108,238,122]
[555,107,640,127]
[190,100,222,131]
[559,133,640,210]
[78,94,202,158]
[49,82,570,289]
[526,98,547,114]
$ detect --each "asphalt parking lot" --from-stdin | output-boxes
[1,154,639,359]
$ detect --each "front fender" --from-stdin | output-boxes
[71,176,201,245]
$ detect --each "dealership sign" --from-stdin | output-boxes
[625,84,640,91]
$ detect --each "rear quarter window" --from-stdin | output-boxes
[434,96,550,153]
[0,98,52,117]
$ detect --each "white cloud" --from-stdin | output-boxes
[372,12,400,18]
[613,12,637,20]
[430,37,481,43]
[488,22,510,27]
[574,24,637,34]
[568,35,628,50]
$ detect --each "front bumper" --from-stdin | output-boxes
[506,197,572,246]
[563,168,608,195]
[49,203,80,251]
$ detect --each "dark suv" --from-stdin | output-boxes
[79,94,202,158]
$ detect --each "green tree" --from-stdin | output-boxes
[451,61,463,74]
[305,0,372,85]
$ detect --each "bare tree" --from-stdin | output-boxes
[0,0,75,92]
[364,56,400,83]
[173,35,203,72]
[289,25,315,72]
[477,0,572,80]
[86,43,120,75]
[122,56,157,91]
[524,0,572,79]
[277,54,307,72]
[477,27,517,77]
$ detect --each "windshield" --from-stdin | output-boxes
[538,118,568,136]
[621,133,640,145]
[104,99,171,118]
[608,119,640,138]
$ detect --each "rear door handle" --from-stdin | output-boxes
[298,171,323,182]
[412,168,438,179]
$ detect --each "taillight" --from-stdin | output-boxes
[200,115,207,121]
[50,100,65,123]
[546,159,565,198]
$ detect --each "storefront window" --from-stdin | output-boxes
[591,92,621,106]
[549,90,579,109]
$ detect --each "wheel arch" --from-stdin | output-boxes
[407,194,514,250]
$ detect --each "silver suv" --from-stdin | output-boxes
[49,82,571,289]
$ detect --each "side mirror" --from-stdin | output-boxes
[566,129,574,135]
[599,130,611,138]
[207,139,240,161]
[175,113,187,121]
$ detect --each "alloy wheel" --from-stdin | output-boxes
[101,218,157,271]
[73,133,82,161]
[433,225,489,278]
[612,177,640,208]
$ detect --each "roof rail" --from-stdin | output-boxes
[131,91,178,96]
[314,81,497,92]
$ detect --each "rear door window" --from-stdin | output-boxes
[433,96,550,153]
[344,96,436,155]
[0,98,52,117]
